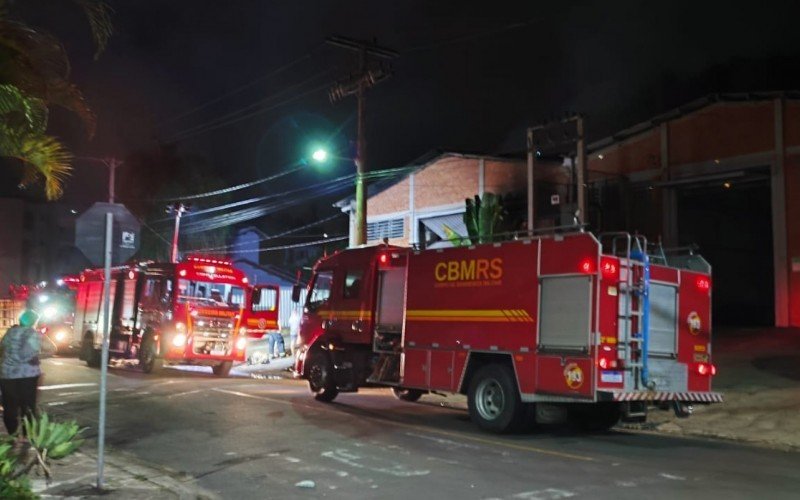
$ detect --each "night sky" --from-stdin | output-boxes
[10,1,800,226]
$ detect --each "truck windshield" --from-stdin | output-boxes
[176,279,245,309]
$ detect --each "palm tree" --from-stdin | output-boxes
[0,0,113,199]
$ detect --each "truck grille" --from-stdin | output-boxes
[192,317,234,355]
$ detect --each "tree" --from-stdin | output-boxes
[0,0,113,199]
[464,193,504,245]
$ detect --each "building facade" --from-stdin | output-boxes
[584,93,800,327]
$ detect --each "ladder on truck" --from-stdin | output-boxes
[602,233,653,392]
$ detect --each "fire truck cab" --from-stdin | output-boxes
[75,256,278,376]
[293,231,722,433]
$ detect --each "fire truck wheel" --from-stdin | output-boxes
[468,364,526,433]
[82,335,101,368]
[307,352,339,402]
[213,361,233,377]
[392,387,424,402]
[140,343,163,374]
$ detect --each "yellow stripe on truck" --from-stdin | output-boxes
[407,310,534,323]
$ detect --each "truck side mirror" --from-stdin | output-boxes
[291,284,301,303]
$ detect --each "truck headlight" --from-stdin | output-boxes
[175,322,186,332]
[42,306,58,319]
[236,337,247,350]
[172,333,187,347]
[54,330,67,342]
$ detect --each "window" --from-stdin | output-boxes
[367,218,404,241]
[141,278,172,308]
[251,287,277,312]
[176,279,242,309]
[307,271,333,311]
[343,270,363,299]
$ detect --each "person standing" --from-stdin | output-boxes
[288,308,301,355]
[0,309,55,435]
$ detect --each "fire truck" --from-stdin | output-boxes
[293,231,722,433]
[75,256,279,376]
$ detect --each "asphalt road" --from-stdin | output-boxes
[38,356,800,500]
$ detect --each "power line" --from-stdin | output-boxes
[202,212,346,253]
[249,235,348,254]
[157,163,303,202]
[156,45,323,127]
[404,19,534,53]
[167,79,333,143]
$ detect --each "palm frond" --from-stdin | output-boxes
[0,21,95,136]
[16,134,73,199]
[72,0,114,60]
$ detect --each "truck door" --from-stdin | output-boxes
[248,285,280,338]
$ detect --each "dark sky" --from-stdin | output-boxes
[13,1,800,218]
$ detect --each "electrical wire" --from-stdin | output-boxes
[167,78,333,143]
[156,164,303,202]
[247,235,348,254]
[157,45,323,127]
[201,212,346,253]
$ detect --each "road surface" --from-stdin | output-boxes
[38,357,800,499]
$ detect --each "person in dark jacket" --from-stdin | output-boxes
[0,309,55,435]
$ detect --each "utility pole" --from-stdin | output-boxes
[167,203,188,263]
[526,128,535,234]
[327,36,398,246]
[575,115,588,226]
[97,157,120,490]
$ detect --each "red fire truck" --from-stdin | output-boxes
[293,231,722,432]
[75,256,278,376]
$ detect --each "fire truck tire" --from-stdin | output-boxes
[82,335,101,368]
[392,387,424,402]
[140,342,162,374]
[213,361,233,377]
[468,364,526,433]
[307,351,339,402]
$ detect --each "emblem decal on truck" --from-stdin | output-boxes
[563,362,584,390]
[687,311,702,335]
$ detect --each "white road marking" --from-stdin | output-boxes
[321,449,430,477]
[616,481,636,487]
[40,383,97,391]
[512,489,576,499]
[285,457,301,463]
[659,473,686,481]
[112,388,135,392]
[404,431,480,450]
[57,391,86,396]
[46,401,67,406]
[166,389,203,399]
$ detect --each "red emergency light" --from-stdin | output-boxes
[696,277,711,292]
[696,363,717,376]
[379,253,388,264]
[600,258,618,280]
[579,258,595,274]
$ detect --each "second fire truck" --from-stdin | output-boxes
[293,231,722,432]
[75,256,279,376]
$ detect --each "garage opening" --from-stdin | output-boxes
[677,168,774,327]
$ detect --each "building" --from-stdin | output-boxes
[583,92,800,327]
[335,151,571,249]
[0,198,86,295]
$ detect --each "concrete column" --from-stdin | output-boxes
[478,158,485,196]
[409,173,416,245]
[660,123,679,247]
[772,98,790,327]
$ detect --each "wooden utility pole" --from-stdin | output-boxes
[327,36,398,246]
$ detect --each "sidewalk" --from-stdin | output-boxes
[31,446,216,499]
[645,326,800,451]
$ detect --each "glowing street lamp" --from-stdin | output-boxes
[312,148,328,163]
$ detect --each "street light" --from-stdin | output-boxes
[312,148,328,163]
